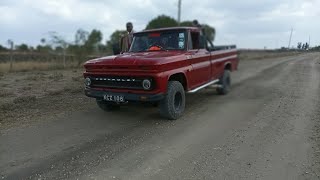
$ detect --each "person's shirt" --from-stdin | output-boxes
[128,30,135,46]
[120,30,135,53]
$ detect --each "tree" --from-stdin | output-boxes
[311,45,320,51]
[304,42,309,50]
[37,38,53,53]
[181,21,216,42]
[145,15,178,30]
[202,24,216,42]
[0,45,8,51]
[50,32,68,49]
[71,29,90,65]
[85,29,103,54]
[75,29,89,45]
[55,46,63,52]
[66,29,104,65]
[16,43,29,51]
[106,30,127,55]
[29,46,35,51]
[180,21,193,26]
[49,31,69,67]
[108,30,127,45]
[172,20,216,42]
[36,45,52,53]
[297,42,302,49]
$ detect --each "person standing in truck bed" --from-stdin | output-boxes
[120,22,135,53]
[192,19,206,36]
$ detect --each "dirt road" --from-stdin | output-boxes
[1,53,320,179]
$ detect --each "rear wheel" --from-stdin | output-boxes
[159,81,185,120]
[217,70,231,95]
[96,99,120,111]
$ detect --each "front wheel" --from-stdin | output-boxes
[159,81,186,120]
[217,70,231,95]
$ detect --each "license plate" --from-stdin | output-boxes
[103,94,125,102]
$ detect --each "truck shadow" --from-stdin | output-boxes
[93,90,221,122]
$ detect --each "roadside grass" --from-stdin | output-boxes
[0,61,79,73]
[239,50,301,60]
[0,89,14,97]
[13,95,37,104]
[48,72,64,81]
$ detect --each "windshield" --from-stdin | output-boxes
[129,30,186,52]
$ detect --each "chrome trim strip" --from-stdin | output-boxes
[210,49,237,55]
[211,54,237,62]
[187,79,219,93]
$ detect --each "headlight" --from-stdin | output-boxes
[142,79,151,90]
[85,77,91,86]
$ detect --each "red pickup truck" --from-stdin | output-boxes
[84,27,239,120]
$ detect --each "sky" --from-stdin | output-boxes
[0,0,319,49]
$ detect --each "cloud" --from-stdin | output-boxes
[0,0,319,48]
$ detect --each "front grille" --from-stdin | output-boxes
[89,76,152,90]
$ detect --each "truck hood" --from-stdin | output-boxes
[85,51,186,67]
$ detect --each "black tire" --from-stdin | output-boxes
[96,99,120,111]
[159,81,185,120]
[217,70,231,95]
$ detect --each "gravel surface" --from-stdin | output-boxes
[0,52,319,180]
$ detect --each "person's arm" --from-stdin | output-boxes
[119,36,124,53]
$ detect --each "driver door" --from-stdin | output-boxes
[187,32,212,90]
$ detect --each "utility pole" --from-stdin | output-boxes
[177,0,181,25]
[7,39,14,72]
[308,35,311,47]
[63,46,66,68]
[288,28,293,49]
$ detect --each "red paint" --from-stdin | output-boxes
[84,27,239,96]
[149,33,161,37]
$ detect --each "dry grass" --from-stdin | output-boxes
[239,50,301,60]
[72,76,82,82]
[63,86,83,93]
[46,86,83,96]
[24,74,46,81]
[12,95,37,104]
[0,89,14,97]
[47,89,64,96]
[0,61,79,73]
[22,86,32,91]
[48,72,64,81]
